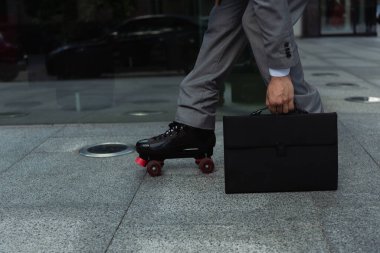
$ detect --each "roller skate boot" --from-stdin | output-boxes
[135,122,216,177]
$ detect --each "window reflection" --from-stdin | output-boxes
[0,0,267,124]
[321,0,377,35]
[321,0,353,34]
[46,15,202,79]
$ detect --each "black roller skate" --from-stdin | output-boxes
[135,122,216,177]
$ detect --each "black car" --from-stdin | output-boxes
[46,15,204,79]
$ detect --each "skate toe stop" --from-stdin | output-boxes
[135,157,148,167]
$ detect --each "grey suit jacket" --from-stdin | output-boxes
[252,0,308,69]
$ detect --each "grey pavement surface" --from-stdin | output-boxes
[1,37,380,252]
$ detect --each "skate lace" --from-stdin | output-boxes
[153,122,184,140]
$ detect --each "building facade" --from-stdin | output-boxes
[303,0,378,37]
[1,0,378,41]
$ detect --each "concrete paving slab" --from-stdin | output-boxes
[0,156,19,172]
[0,207,124,253]
[311,191,380,210]
[367,79,380,87]
[354,134,380,165]
[108,174,327,252]
[0,126,63,173]
[338,113,380,133]
[336,122,380,194]
[338,113,380,165]
[108,223,328,253]
[117,176,320,226]
[0,152,144,208]
[0,125,62,153]
[317,205,380,253]
[301,121,380,253]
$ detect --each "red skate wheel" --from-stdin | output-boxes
[199,158,214,174]
[135,157,148,167]
[147,160,162,177]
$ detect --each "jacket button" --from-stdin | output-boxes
[284,42,290,47]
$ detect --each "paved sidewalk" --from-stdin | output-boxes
[1,37,380,252]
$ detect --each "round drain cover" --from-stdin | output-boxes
[312,73,339,77]
[326,82,359,87]
[345,97,380,103]
[125,110,165,116]
[0,112,29,118]
[79,143,134,158]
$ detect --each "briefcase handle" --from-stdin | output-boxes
[250,106,308,116]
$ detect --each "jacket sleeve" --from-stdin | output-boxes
[251,0,300,69]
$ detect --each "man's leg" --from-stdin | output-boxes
[241,1,324,113]
[135,0,250,169]
[175,0,249,130]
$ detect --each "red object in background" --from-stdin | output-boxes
[329,2,345,26]
[0,32,27,81]
[0,34,19,64]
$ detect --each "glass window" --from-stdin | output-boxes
[321,0,377,35]
[118,17,175,37]
[321,0,354,34]
[0,0,264,125]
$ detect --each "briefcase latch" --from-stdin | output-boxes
[276,142,287,157]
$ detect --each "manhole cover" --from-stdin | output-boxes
[326,82,359,87]
[345,97,380,103]
[125,110,165,116]
[79,143,134,158]
[0,112,29,118]
[312,73,339,77]
[5,101,42,107]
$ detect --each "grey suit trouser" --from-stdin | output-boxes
[175,0,323,130]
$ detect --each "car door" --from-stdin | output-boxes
[167,18,201,72]
[112,17,174,72]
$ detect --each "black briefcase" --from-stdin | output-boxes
[223,109,338,194]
